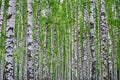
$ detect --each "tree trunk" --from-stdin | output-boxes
[90,0,97,80]
[43,0,49,79]
[4,0,16,79]
[100,0,108,80]
[27,0,34,79]
[108,32,113,80]
[0,0,5,37]
[83,1,88,80]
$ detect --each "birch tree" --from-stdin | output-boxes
[43,0,49,79]
[4,0,16,80]
[89,0,97,80]
[100,0,108,80]
[72,0,78,79]
[0,0,5,37]
[108,32,113,80]
[83,1,88,80]
[0,0,5,79]
[27,0,34,79]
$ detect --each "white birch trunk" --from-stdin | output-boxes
[43,0,49,79]
[27,0,34,79]
[0,0,5,37]
[100,0,108,80]
[19,0,24,79]
[4,0,16,79]
[83,1,88,80]
[72,0,78,79]
[90,0,97,80]
[108,32,113,80]
[0,12,6,80]
[50,31,53,80]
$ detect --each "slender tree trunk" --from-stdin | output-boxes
[65,1,69,80]
[23,18,28,80]
[83,1,88,80]
[27,0,34,79]
[24,40,27,80]
[57,24,62,80]
[50,24,56,80]
[113,5,118,80]
[34,0,41,79]
[67,28,71,80]
[70,0,73,79]
[0,16,5,79]
[108,32,113,80]
[4,0,16,79]
[43,0,49,79]
[112,29,117,80]
[50,26,53,80]
[72,0,77,79]
[0,10,6,80]
[90,0,97,80]
[0,0,5,37]
[100,0,108,80]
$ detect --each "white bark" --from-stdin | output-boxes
[108,32,113,80]
[4,0,16,80]
[50,25,56,80]
[100,0,108,80]
[72,0,78,79]
[83,1,88,80]
[68,28,71,80]
[0,0,5,37]
[90,0,97,80]
[0,12,6,80]
[27,0,34,79]
[43,0,49,79]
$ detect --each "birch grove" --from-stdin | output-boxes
[0,0,120,80]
